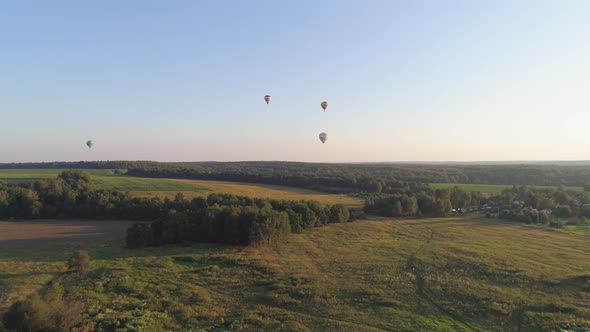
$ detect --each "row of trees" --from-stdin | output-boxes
[363,187,482,217]
[125,165,425,194]
[0,171,207,221]
[3,161,590,187]
[127,194,351,248]
[365,192,452,217]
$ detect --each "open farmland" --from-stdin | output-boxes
[0,220,136,311]
[0,169,363,206]
[131,179,363,207]
[1,216,588,331]
[0,169,206,192]
[0,169,114,180]
[430,182,584,194]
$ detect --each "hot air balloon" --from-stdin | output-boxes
[85,140,94,148]
[320,101,328,111]
[319,132,327,144]
[264,95,272,104]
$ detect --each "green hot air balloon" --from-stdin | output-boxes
[85,140,94,148]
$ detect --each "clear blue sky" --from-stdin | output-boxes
[1,0,589,162]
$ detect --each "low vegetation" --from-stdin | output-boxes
[1,217,588,331]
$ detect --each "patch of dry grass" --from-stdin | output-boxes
[1,217,588,331]
[130,179,363,207]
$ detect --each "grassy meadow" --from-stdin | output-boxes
[430,182,584,194]
[137,179,363,207]
[1,216,588,331]
[0,169,362,207]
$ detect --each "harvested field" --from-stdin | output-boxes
[0,220,134,245]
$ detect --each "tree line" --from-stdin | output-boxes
[126,194,351,248]
[3,161,590,188]
[363,187,483,217]
[0,171,171,221]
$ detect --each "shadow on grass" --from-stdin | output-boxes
[0,271,61,280]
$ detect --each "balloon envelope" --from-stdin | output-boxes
[319,132,327,144]
[85,140,93,148]
[321,101,328,111]
[264,95,272,104]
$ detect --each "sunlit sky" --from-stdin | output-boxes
[1,1,589,163]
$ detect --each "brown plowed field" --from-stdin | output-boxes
[0,220,135,246]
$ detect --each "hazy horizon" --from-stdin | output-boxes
[2,1,589,163]
[3,159,590,166]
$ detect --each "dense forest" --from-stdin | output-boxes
[2,161,590,189]
[126,194,351,248]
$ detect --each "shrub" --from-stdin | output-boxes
[555,205,573,218]
[328,205,350,223]
[2,294,49,331]
[44,282,64,305]
[68,250,92,275]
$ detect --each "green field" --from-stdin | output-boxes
[0,169,362,206]
[430,182,584,194]
[1,216,588,331]
[0,168,115,179]
[0,169,209,193]
[153,179,362,206]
